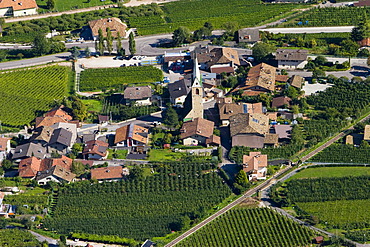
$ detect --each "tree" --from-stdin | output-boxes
[351,19,370,42]
[1,160,13,171]
[162,107,179,129]
[235,170,249,188]
[312,68,326,79]
[116,32,122,55]
[0,218,6,229]
[163,133,172,144]
[203,22,213,36]
[98,28,105,55]
[129,166,144,180]
[367,56,370,67]
[46,0,55,10]
[252,42,274,63]
[106,27,113,55]
[84,47,91,57]
[340,39,359,58]
[129,32,136,55]
[71,97,87,121]
[70,46,80,60]
[33,36,50,56]
[223,22,239,36]
[172,26,190,47]
[314,55,327,66]
[71,143,83,156]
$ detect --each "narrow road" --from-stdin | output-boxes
[28,230,58,246]
[164,165,292,247]
[261,26,354,34]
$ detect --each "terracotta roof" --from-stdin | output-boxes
[210,66,235,74]
[45,106,72,121]
[208,47,240,66]
[0,0,37,11]
[35,116,68,128]
[242,90,264,96]
[354,0,370,6]
[45,155,73,171]
[272,96,292,108]
[264,133,279,144]
[114,124,148,144]
[232,135,265,148]
[267,112,278,121]
[218,103,244,121]
[30,126,54,143]
[35,165,75,183]
[83,140,108,157]
[74,159,94,167]
[180,118,214,139]
[98,115,109,123]
[235,63,276,93]
[243,152,267,173]
[276,49,308,61]
[18,157,43,178]
[0,137,10,152]
[275,74,289,82]
[124,86,152,100]
[289,75,304,88]
[206,135,221,145]
[229,113,269,137]
[91,166,124,180]
[88,17,127,38]
[244,102,263,114]
[364,125,370,141]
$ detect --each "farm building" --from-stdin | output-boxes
[88,17,127,41]
[0,0,37,17]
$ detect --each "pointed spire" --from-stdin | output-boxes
[192,57,202,87]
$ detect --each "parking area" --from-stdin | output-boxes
[78,56,160,69]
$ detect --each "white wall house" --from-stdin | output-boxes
[0,0,38,17]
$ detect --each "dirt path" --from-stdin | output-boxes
[4,0,178,23]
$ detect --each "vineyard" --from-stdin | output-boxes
[44,162,232,240]
[0,229,41,247]
[290,166,370,179]
[281,7,370,27]
[309,144,370,163]
[0,66,71,126]
[177,207,315,247]
[131,0,306,35]
[79,66,163,92]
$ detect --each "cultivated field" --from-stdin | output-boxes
[177,207,315,247]
[36,0,114,12]
[309,144,370,163]
[79,66,163,92]
[0,65,71,127]
[290,166,370,179]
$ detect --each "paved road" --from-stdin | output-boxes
[28,230,58,246]
[164,165,292,247]
[262,26,355,34]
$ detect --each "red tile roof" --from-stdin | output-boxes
[0,137,10,152]
[83,140,108,157]
[0,0,37,11]
[91,166,124,180]
[18,157,43,178]
[242,152,268,172]
[180,118,214,139]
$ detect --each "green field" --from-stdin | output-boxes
[79,66,163,92]
[177,207,315,247]
[297,199,370,230]
[36,0,115,12]
[82,99,103,112]
[289,166,370,180]
[0,65,71,127]
[0,229,41,247]
[130,0,307,35]
[147,149,187,162]
[44,162,232,241]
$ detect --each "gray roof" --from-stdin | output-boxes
[124,86,152,100]
[82,134,96,143]
[49,128,73,147]
[276,49,308,61]
[35,165,75,183]
[141,239,155,247]
[13,143,47,160]
[238,28,260,43]
[273,125,292,139]
[168,76,192,100]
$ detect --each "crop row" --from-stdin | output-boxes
[309,144,370,163]
[177,207,314,247]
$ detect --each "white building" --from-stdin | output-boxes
[0,0,37,17]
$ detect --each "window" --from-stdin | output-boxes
[195,88,200,95]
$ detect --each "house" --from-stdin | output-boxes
[289,75,304,89]
[242,152,268,180]
[194,47,240,73]
[180,118,219,146]
[91,166,126,182]
[45,106,72,120]
[168,75,192,105]
[124,86,152,106]
[354,0,370,6]
[229,113,278,148]
[232,63,276,96]
[364,125,370,141]
[271,96,292,109]
[273,125,292,142]
[0,137,11,162]
[18,157,43,178]
[49,128,73,153]
[13,143,47,160]
[35,106,75,129]
[276,49,308,69]
[345,134,363,145]
[82,134,96,144]
[51,122,77,146]
[183,58,204,121]
[141,239,155,247]
[205,135,221,147]
[0,0,37,17]
[114,124,149,147]
[238,28,260,44]
[217,99,263,126]
[83,140,109,160]
[88,17,127,40]
[98,115,109,126]
[29,126,54,146]
[18,155,72,179]
[163,51,191,68]
[35,165,76,185]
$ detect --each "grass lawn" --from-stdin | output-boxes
[147,149,187,162]
[36,0,115,12]
[82,99,103,113]
[107,149,128,159]
[289,166,370,180]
